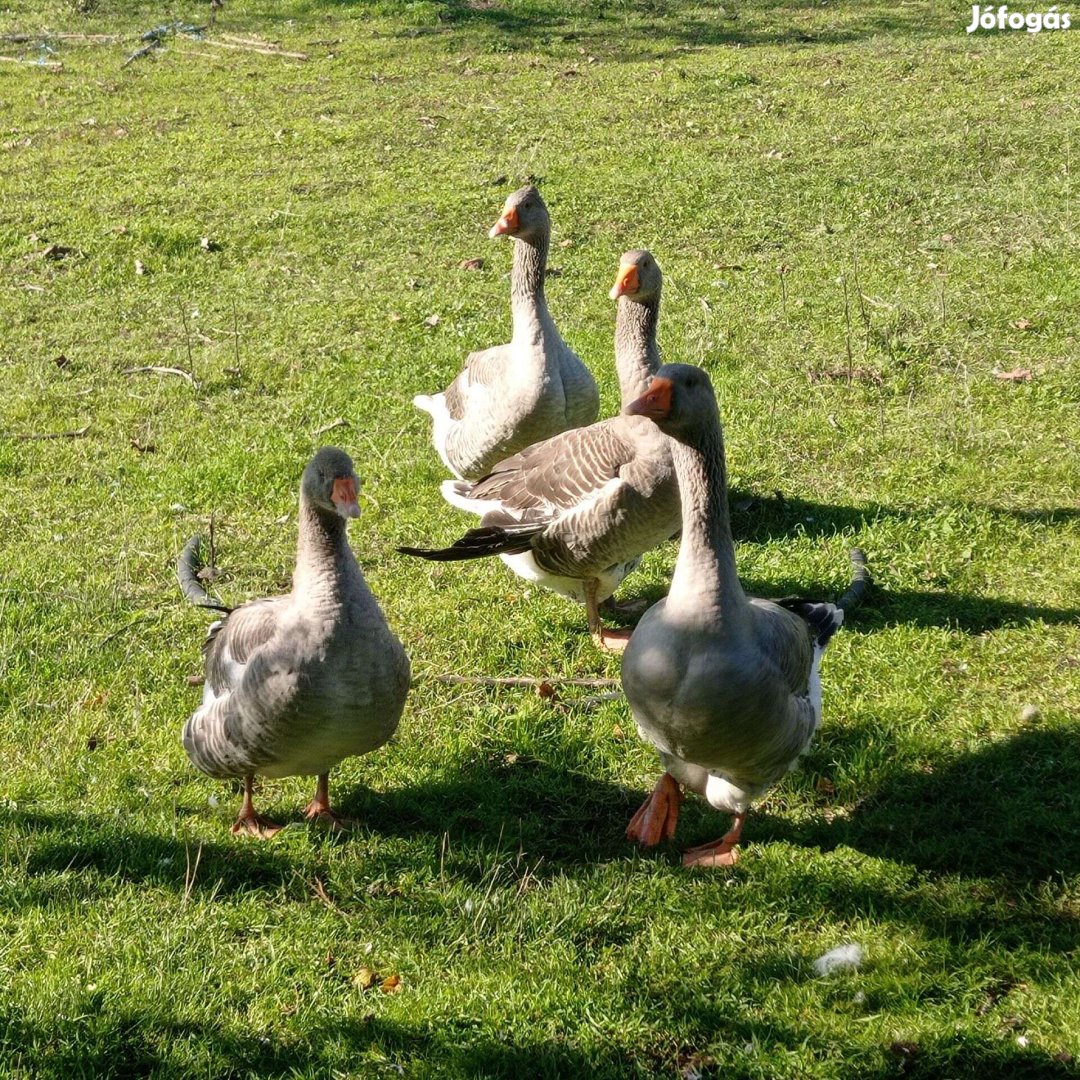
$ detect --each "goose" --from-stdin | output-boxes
[179,447,411,837]
[619,364,870,866]
[398,251,679,651]
[412,185,599,480]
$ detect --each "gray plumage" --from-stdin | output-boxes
[400,251,678,644]
[620,364,869,863]
[181,448,410,790]
[412,186,599,481]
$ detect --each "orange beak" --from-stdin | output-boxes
[331,476,361,519]
[609,262,640,300]
[625,377,673,420]
[489,205,519,238]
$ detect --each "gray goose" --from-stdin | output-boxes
[412,185,599,480]
[180,447,411,837]
[620,365,870,866]
[399,251,679,651]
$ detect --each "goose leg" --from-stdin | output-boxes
[681,812,747,868]
[626,772,683,846]
[303,773,355,833]
[587,580,632,652]
[600,595,650,618]
[231,775,283,839]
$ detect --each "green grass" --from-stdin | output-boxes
[1,0,1078,1076]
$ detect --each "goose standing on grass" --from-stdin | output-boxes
[178,447,411,837]
[412,185,599,480]
[620,365,870,866]
[398,251,679,651]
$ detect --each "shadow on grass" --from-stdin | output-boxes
[745,728,1080,902]
[286,0,941,53]
[0,808,293,906]
[2,999,1075,1080]
[339,756,638,876]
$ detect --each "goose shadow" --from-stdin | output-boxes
[756,729,1080,886]
[336,757,640,878]
[0,808,295,907]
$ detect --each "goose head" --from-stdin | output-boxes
[624,363,719,445]
[488,185,550,243]
[609,249,662,303]
[302,446,361,520]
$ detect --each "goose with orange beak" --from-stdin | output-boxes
[180,447,411,837]
[620,365,870,866]
[400,251,678,651]
[412,185,598,481]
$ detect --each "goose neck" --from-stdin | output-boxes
[510,231,551,341]
[294,491,352,595]
[614,296,661,407]
[666,422,746,620]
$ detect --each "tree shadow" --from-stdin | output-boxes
[285,0,943,53]
[0,808,294,908]
[3,987,1076,1079]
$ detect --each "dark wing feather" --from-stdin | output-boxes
[468,420,635,515]
[203,598,285,693]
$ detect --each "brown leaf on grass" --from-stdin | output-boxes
[808,367,883,386]
[53,354,70,369]
[535,680,557,700]
[130,439,156,453]
[134,259,147,276]
[889,1041,919,1061]
[379,973,403,994]
[1010,318,1034,331]
[185,674,205,686]
[611,724,625,739]
[42,244,77,261]
[993,368,1032,382]
[816,776,836,796]
[353,966,377,990]
[559,238,574,248]
[87,736,99,751]
[458,257,484,270]
[424,314,440,327]
[388,312,402,323]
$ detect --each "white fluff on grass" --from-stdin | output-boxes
[812,943,864,976]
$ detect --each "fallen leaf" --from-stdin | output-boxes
[130,439,156,453]
[200,236,221,252]
[42,244,76,260]
[889,1041,919,1061]
[388,312,402,323]
[1011,318,1034,330]
[134,259,147,276]
[353,966,377,990]
[458,257,484,270]
[993,368,1032,382]
[86,736,99,751]
[535,681,556,700]
[185,674,205,686]
[424,314,440,327]
[53,354,70,369]
[380,973,403,994]
[816,776,836,796]
[559,238,574,248]
[611,724,625,739]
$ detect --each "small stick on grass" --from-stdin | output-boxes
[433,675,620,689]
[122,365,197,387]
[203,38,308,60]
[2,423,90,441]
[0,55,63,70]
[314,418,350,437]
[183,841,203,904]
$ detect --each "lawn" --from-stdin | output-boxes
[0,0,1078,1076]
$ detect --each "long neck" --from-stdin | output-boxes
[665,418,746,623]
[614,296,660,407]
[509,230,551,346]
[293,490,354,598]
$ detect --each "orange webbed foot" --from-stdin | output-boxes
[230,810,283,840]
[594,626,634,653]
[302,802,356,833]
[626,773,683,847]
[680,812,747,868]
